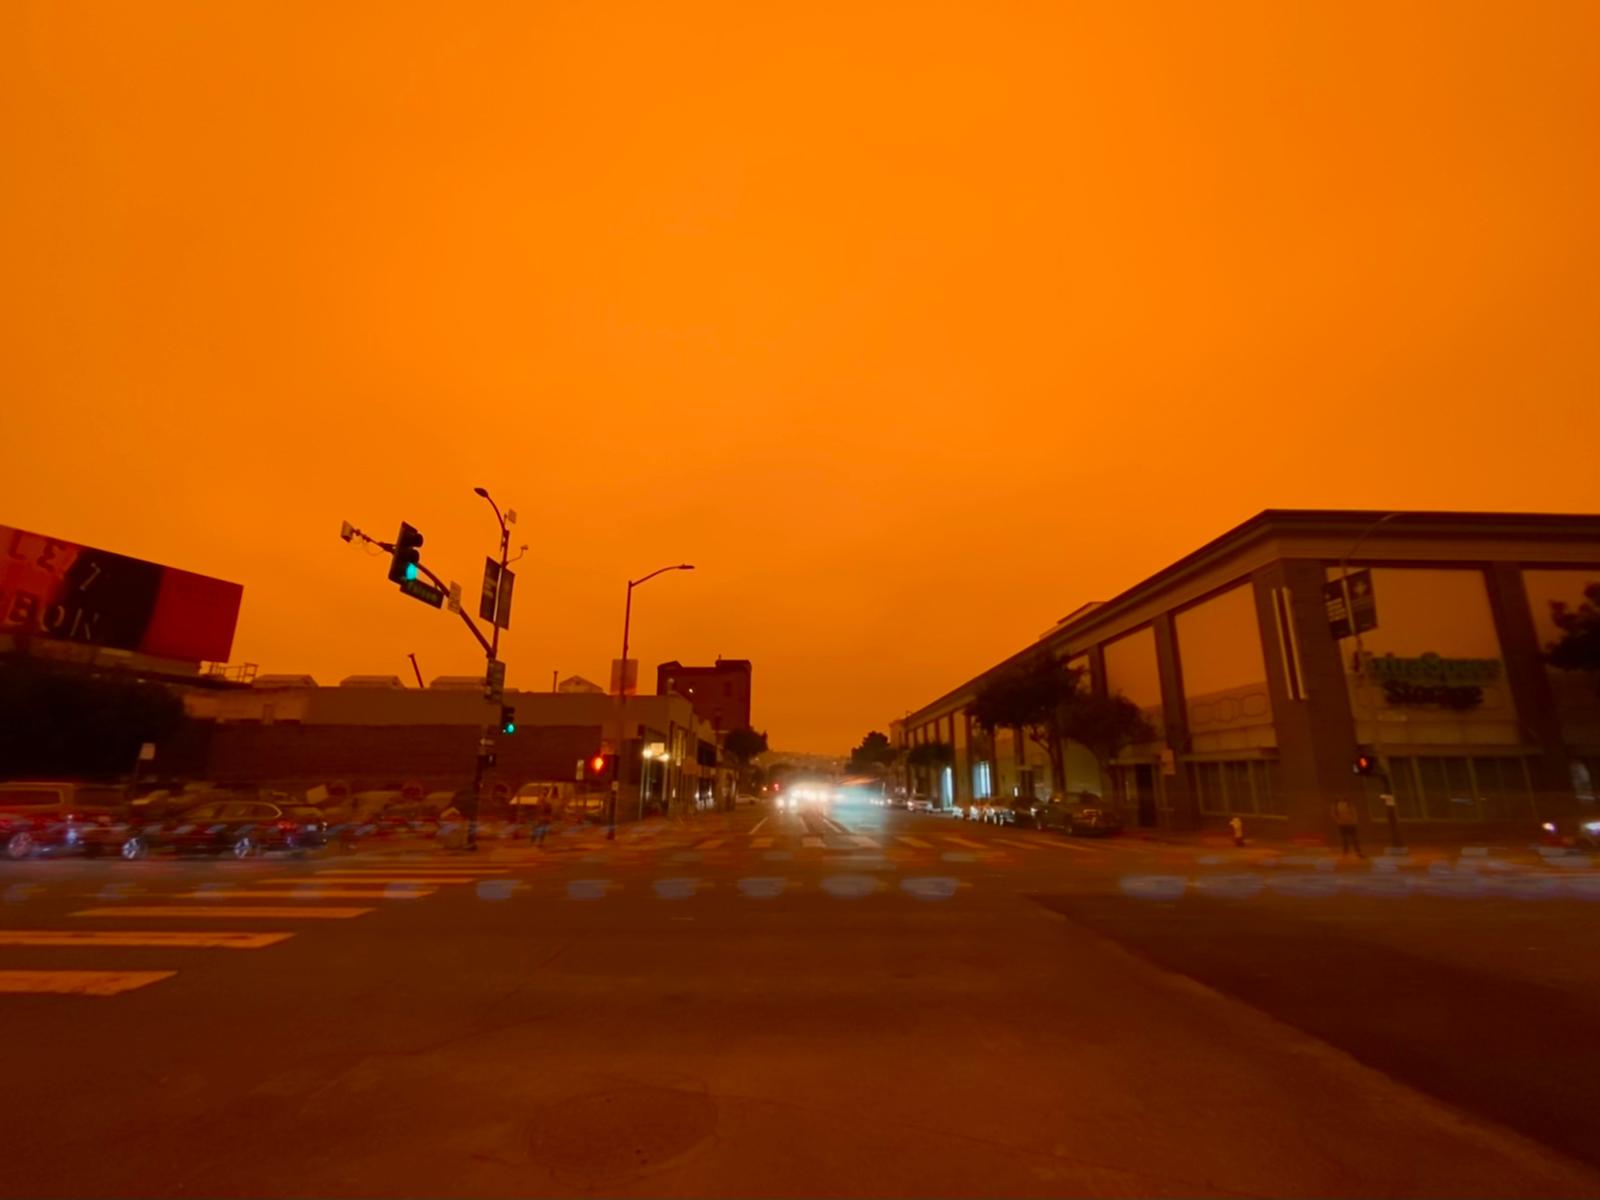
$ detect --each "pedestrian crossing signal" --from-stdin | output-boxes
[588,754,607,775]
[1353,753,1377,776]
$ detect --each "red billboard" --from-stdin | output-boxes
[1,525,243,663]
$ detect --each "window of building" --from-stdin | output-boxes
[1189,759,1283,818]
[1379,756,1534,821]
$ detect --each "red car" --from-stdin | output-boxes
[0,781,127,860]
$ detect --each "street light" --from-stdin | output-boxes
[1339,512,1403,848]
[608,563,695,839]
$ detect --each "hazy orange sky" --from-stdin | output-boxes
[4,1,1598,752]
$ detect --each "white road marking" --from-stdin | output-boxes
[997,838,1043,851]
[750,816,768,834]
[802,836,824,849]
[0,970,176,996]
[289,876,475,885]
[75,906,373,919]
[943,836,985,849]
[751,837,775,849]
[696,839,725,850]
[847,836,880,849]
[0,931,291,949]
[897,836,934,849]
[174,889,433,900]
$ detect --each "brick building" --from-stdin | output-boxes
[656,658,753,734]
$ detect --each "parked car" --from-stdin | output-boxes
[907,797,934,813]
[979,798,1033,826]
[121,798,328,859]
[0,781,128,859]
[1036,796,1124,837]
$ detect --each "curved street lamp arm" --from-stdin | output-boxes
[630,563,695,588]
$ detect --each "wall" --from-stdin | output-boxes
[1175,582,1276,754]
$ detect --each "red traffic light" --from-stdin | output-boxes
[1353,754,1377,776]
[589,755,606,774]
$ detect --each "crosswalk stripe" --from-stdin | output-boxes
[74,906,373,919]
[696,839,725,850]
[285,876,473,886]
[751,837,774,849]
[0,969,177,996]
[0,930,293,949]
[174,889,432,900]
[943,836,984,849]
[897,836,934,849]
[996,838,1043,851]
[847,836,880,849]
[802,836,824,849]
[312,869,506,877]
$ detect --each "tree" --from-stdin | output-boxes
[970,653,1083,795]
[905,740,953,798]
[1061,690,1156,788]
[848,730,897,774]
[721,726,769,803]
[1548,584,1600,696]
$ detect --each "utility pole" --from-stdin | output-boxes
[607,563,695,840]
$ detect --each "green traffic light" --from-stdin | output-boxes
[404,563,418,581]
[503,722,516,734]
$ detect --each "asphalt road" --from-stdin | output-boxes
[2,801,1598,1197]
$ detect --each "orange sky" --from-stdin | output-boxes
[4,1,1598,753]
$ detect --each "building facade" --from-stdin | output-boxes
[894,511,1600,838]
[182,683,730,816]
[656,657,753,734]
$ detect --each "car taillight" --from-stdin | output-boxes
[276,820,295,832]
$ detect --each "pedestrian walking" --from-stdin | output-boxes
[1229,815,1245,847]
[1332,798,1363,857]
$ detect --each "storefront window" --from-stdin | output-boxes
[1383,755,1533,821]
[1189,759,1280,817]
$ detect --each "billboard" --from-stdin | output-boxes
[1,525,243,663]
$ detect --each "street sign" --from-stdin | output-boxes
[480,558,501,622]
[400,577,445,608]
[485,659,507,702]
[575,759,586,781]
[610,658,638,695]
[493,568,514,630]
[138,742,156,762]
[1323,579,1352,639]
[446,581,462,614]
[1346,568,1378,634]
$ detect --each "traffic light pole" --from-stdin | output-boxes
[1341,513,1402,849]
[343,518,506,851]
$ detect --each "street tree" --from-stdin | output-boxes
[1061,690,1157,788]
[848,730,897,775]
[1548,583,1600,696]
[970,653,1083,795]
[721,726,769,803]
[905,740,953,798]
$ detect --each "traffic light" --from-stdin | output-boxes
[1353,753,1377,776]
[388,522,423,585]
[587,753,608,776]
[500,706,517,735]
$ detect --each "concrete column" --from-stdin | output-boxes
[1482,562,1573,810]
[1251,559,1363,839]
[1151,612,1198,831]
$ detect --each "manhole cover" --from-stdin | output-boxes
[526,1086,716,1182]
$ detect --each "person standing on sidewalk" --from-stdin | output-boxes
[1332,797,1363,858]
[1228,815,1245,847]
